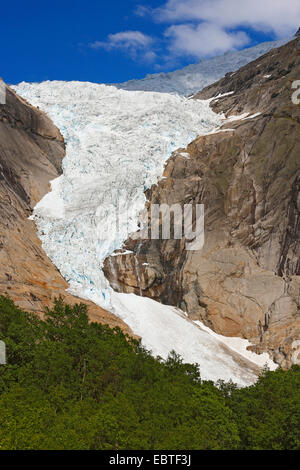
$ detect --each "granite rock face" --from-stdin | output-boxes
[0,85,134,335]
[104,37,300,367]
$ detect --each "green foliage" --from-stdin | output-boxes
[0,295,299,450]
[229,366,300,450]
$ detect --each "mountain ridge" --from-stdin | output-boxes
[105,36,300,368]
[115,38,290,95]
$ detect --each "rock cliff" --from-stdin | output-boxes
[104,37,300,367]
[0,85,134,334]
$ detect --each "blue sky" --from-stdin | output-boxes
[1,0,299,85]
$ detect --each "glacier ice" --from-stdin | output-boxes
[13,60,278,384]
[14,81,222,309]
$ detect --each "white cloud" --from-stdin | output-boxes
[143,50,158,62]
[91,30,153,50]
[135,5,152,17]
[165,23,250,58]
[90,30,156,62]
[91,1,300,67]
[155,0,300,37]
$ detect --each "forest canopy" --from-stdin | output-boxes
[0,296,299,450]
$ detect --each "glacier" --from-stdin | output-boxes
[14,81,222,309]
[13,41,281,385]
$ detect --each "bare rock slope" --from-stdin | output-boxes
[105,37,300,367]
[0,85,133,334]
